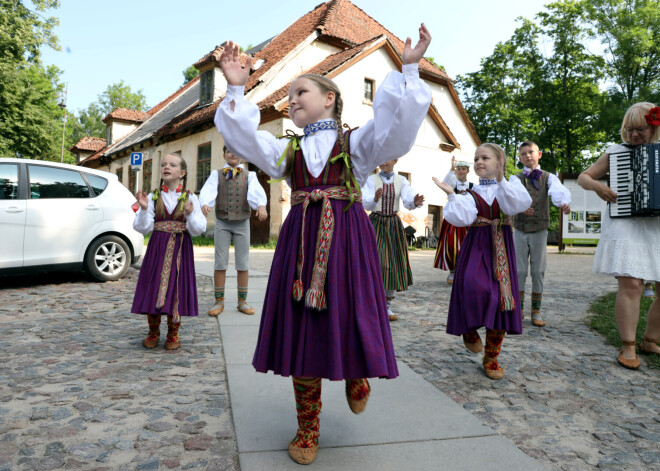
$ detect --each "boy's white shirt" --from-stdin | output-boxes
[214,64,432,188]
[443,178,532,227]
[361,172,420,211]
[509,165,571,207]
[443,170,471,191]
[198,164,268,210]
[133,191,206,236]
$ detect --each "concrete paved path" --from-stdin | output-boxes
[199,248,546,470]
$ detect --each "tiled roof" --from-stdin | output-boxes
[69,136,106,153]
[79,145,108,167]
[102,108,148,124]
[317,0,449,80]
[194,44,251,70]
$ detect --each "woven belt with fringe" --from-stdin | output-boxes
[153,220,187,323]
[471,215,515,311]
[290,186,362,310]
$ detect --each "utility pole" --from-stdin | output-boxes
[59,82,68,163]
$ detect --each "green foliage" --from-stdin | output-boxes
[588,291,659,369]
[424,57,446,72]
[182,65,199,85]
[0,0,66,160]
[69,81,149,151]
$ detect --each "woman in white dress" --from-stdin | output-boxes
[578,102,660,369]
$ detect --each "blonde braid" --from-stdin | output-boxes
[335,93,346,153]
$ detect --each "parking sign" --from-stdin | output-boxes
[130,152,143,167]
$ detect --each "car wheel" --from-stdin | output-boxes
[85,235,131,281]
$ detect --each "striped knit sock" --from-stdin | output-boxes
[531,292,542,317]
[214,287,225,302]
[291,377,322,448]
[238,286,248,303]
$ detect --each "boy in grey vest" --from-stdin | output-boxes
[512,141,571,326]
[200,146,268,316]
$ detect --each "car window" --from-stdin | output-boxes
[28,165,91,199]
[0,164,19,200]
[84,173,108,196]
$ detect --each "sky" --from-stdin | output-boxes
[39,0,552,113]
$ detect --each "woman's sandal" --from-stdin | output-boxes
[617,340,640,370]
[482,358,504,380]
[639,336,660,356]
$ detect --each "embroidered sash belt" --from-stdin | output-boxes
[470,215,515,311]
[153,220,188,323]
[290,186,362,310]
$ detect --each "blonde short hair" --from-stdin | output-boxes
[621,102,660,143]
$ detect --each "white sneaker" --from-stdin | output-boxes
[644,287,655,298]
[387,308,398,321]
[447,272,454,285]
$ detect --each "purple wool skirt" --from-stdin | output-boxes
[253,187,399,380]
[446,225,522,335]
[131,231,198,317]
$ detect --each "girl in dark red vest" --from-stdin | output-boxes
[435,143,531,380]
[214,25,432,464]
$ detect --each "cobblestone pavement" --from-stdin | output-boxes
[0,270,238,471]
[392,250,660,471]
[1,248,659,471]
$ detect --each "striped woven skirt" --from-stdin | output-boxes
[369,212,413,291]
[433,219,467,271]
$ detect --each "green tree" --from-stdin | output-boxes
[457,19,543,159]
[581,0,660,142]
[0,0,67,160]
[71,81,149,145]
[182,65,199,85]
[537,1,607,173]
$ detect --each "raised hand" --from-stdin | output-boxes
[136,191,149,210]
[413,194,425,206]
[496,155,506,182]
[432,177,454,195]
[219,41,252,86]
[451,155,456,172]
[402,23,432,65]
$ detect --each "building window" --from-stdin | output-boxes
[116,167,124,187]
[200,70,214,106]
[399,171,411,183]
[128,169,136,193]
[142,160,152,192]
[364,78,374,101]
[197,143,212,191]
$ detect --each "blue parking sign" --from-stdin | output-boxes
[130,152,143,166]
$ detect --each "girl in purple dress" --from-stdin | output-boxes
[434,143,531,380]
[132,153,206,350]
[215,25,432,465]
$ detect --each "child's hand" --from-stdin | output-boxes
[136,191,149,210]
[219,41,252,86]
[256,205,268,222]
[413,194,425,206]
[451,155,456,172]
[560,203,570,215]
[183,199,194,216]
[524,206,535,216]
[201,205,211,217]
[374,188,383,202]
[433,178,454,195]
[402,23,432,65]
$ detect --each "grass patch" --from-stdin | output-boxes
[587,291,659,369]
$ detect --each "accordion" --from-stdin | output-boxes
[608,143,660,218]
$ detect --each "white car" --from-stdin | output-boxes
[0,158,143,281]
